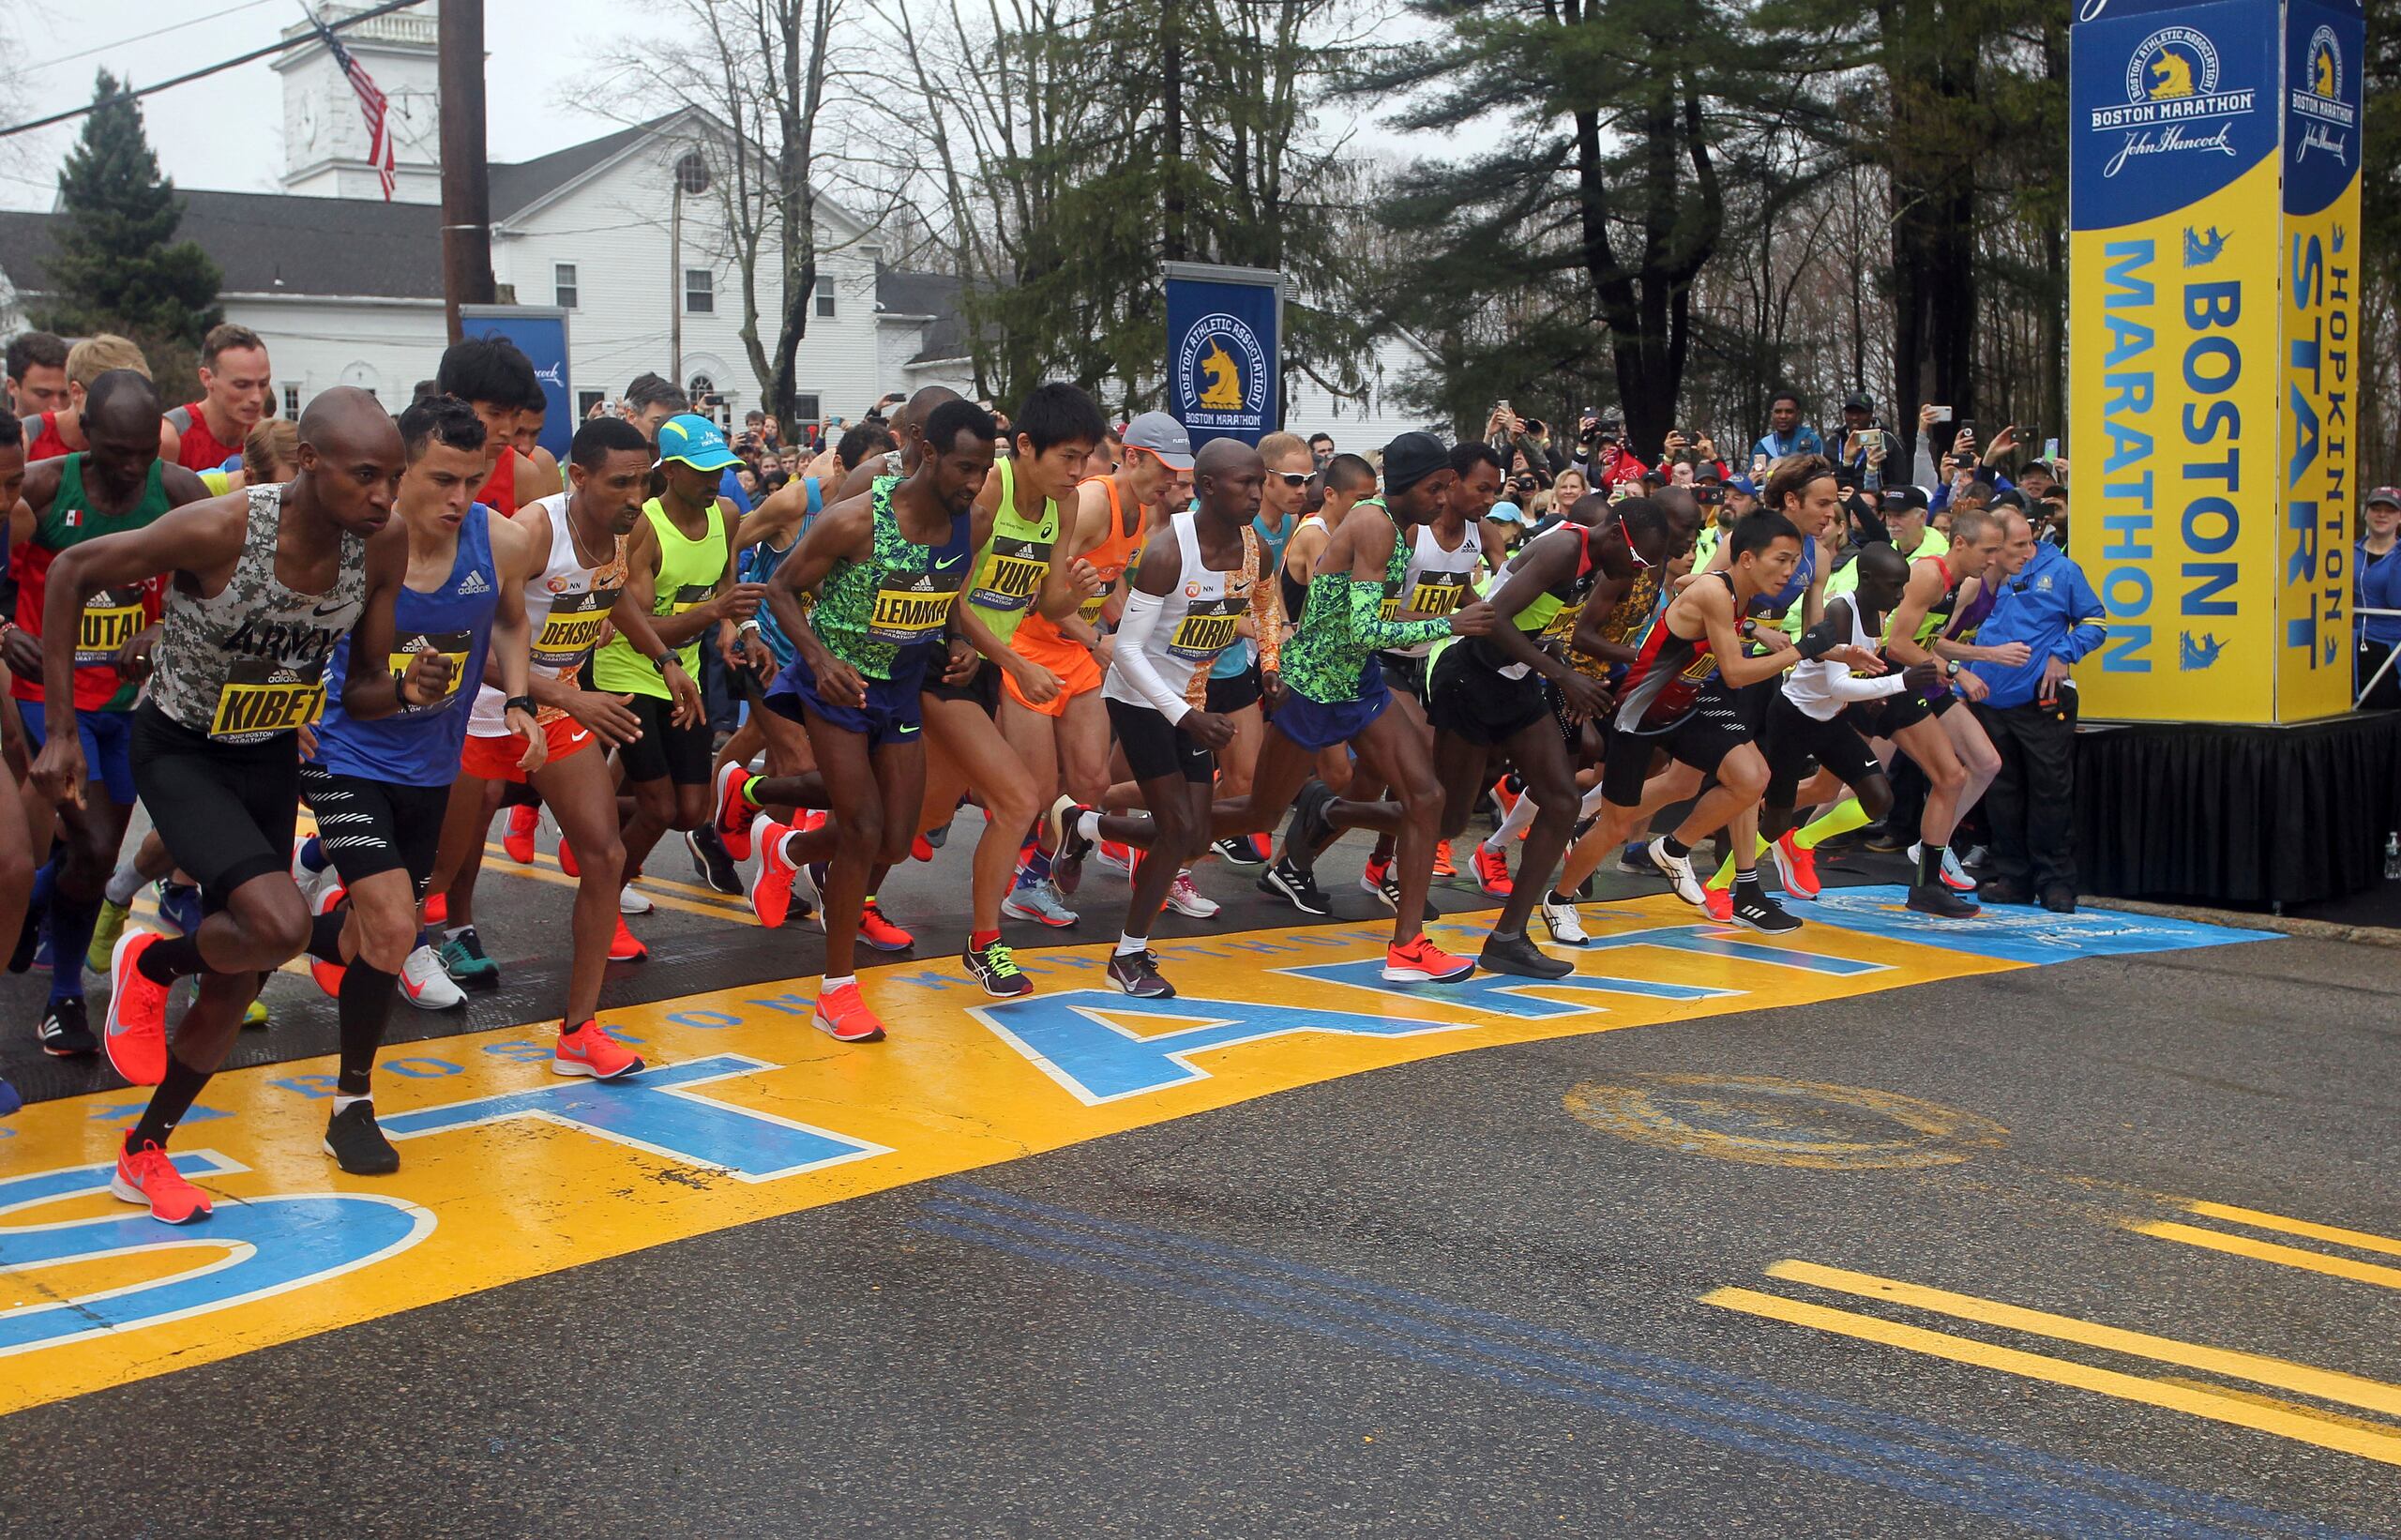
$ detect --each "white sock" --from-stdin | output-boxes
[105,862,144,906]
[444,923,472,940]
[333,1093,371,1114]
[822,974,855,992]
[1577,782,1611,819]
[1076,809,1102,841]
[1116,933,1149,956]
[1486,791,1541,850]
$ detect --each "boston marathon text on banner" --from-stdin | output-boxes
[2068,0,2362,724]
[1164,262,1284,450]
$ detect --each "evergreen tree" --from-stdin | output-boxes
[37,71,221,346]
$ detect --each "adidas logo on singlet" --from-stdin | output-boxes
[456,569,492,596]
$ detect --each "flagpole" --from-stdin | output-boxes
[437,0,494,343]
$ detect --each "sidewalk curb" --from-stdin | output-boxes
[2082,896,2401,949]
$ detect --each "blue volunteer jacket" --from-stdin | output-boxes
[1965,543,2106,708]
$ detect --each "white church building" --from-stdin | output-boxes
[0,1,1433,447]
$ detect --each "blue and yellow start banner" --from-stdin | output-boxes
[2069,0,2363,723]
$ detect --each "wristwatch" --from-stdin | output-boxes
[1945,660,1962,678]
[651,651,680,674]
[505,694,536,717]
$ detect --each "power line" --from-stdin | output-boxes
[0,0,426,141]
[20,0,284,78]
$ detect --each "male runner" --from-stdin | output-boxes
[165,324,273,474]
[6,370,211,1057]
[1547,513,1823,934]
[423,417,694,1046]
[914,383,1106,996]
[999,411,1191,928]
[1074,432,1496,982]
[739,399,999,1042]
[1431,495,1696,964]
[589,413,760,953]
[33,387,426,1224]
[1049,439,1279,997]
[23,335,183,464]
[6,332,70,419]
[301,395,545,1171]
[437,335,550,515]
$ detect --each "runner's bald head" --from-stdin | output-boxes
[902,385,961,435]
[1855,541,1910,588]
[298,385,402,460]
[1194,437,1258,484]
[83,369,160,433]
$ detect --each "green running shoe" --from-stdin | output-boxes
[86,898,131,974]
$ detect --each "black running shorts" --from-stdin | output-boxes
[299,767,449,894]
[1601,687,1752,808]
[132,702,302,914]
[923,659,1002,715]
[616,693,715,786]
[1762,692,1882,805]
[1426,643,1548,748]
[1106,696,1216,784]
[1203,660,1261,716]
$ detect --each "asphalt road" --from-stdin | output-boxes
[2,822,2396,1537]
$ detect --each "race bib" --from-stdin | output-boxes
[666,581,712,615]
[867,576,958,647]
[389,629,472,713]
[533,587,617,674]
[1166,598,1243,661]
[209,658,325,742]
[1539,601,1586,643]
[75,587,146,665]
[968,537,1050,612]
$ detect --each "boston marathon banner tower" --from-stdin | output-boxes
[2069,0,2363,724]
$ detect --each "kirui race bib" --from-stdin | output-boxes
[1166,596,1243,661]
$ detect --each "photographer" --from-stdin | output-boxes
[1749,390,1822,473]
[1570,405,1650,491]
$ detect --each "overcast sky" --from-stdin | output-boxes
[0,1,1445,214]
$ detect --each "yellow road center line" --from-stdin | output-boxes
[2183,1200,2401,1260]
[1701,1287,2401,1468]
[2155,1379,2401,1440]
[2133,1222,2401,1291]
[476,845,758,924]
[1766,1260,2401,1418]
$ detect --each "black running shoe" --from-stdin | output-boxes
[1106,948,1175,998]
[686,826,742,896]
[1048,796,1095,896]
[1729,885,1804,934]
[925,821,952,851]
[1288,779,1336,855]
[36,996,98,1058]
[1479,931,1573,979]
[1214,836,1266,868]
[963,937,1033,998]
[1258,856,1331,916]
[1907,883,1982,919]
[324,1100,400,1175]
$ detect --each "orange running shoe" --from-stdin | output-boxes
[552,1020,644,1079]
[1431,839,1457,878]
[1470,840,1514,898]
[310,883,350,998]
[608,914,647,962]
[1382,932,1476,983]
[1700,883,1733,924]
[813,981,887,1042]
[111,1134,213,1224]
[504,804,538,863]
[1489,775,1521,820]
[422,891,447,927]
[1770,831,1821,901]
[105,930,172,1087]
[714,761,756,860]
[858,901,914,952]
[558,838,580,878]
[747,815,799,928]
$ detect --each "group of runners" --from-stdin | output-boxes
[0,325,2042,1229]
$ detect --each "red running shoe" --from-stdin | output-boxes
[558,838,580,878]
[422,891,447,927]
[310,883,350,998]
[714,761,756,860]
[552,1020,643,1080]
[858,902,914,952]
[105,930,172,1087]
[608,914,647,962]
[814,982,886,1043]
[1382,933,1475,984]
[1489,775,1521,820]
[1431,839,1457,879]
[1701,883,1733,923]
[911,834,934,863]
[504,803,538,863]
[111,1134,212,1224]
[747,816,799,928]
[1770,832,1821,901]
[1470,840,1514,898]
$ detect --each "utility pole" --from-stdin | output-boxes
[438,0,494,342]
[1162,0,1185,263]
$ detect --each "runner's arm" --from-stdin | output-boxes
[1697,585,1797,688]
[768,492,874,681]
[1879,562,1946,666]
[160,464,214,508]
[1482,529,1583,679]
[1342,520,1456,652]
[1109,524,1192,721]
[336,519,426,722]
[1248,529,1283,677]
[603,522,687,670]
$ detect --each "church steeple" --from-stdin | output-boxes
[274,2,444,203]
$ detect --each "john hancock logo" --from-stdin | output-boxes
[2291,24,2355,167]
[1178,312,1268,430]
[2090,25,2256,178]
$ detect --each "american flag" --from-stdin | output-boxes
[310,11,395,200]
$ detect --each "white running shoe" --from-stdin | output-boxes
[1539,894,1589,946]
[1906,842,1979,893]
[398,944,466,1010]
[1001,879,1080,929]
[1165,870,1220,919]
[618,883,654,914]
[1648,837,1707,908]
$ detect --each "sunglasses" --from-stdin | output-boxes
[1269,471,1311,489]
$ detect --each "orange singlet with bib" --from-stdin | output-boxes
[1004,475,1143,717]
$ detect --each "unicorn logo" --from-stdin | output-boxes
[2147,48,2196,98]
[1198,341,1245,409]
[2179,631,2226,671]
[2182,226,2227,265]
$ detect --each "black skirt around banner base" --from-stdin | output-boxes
[2073,711,2401,908]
